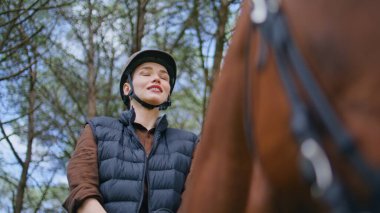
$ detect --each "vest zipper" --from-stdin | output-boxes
[145,130,161,213]
[133,119,163,212]
[145,156,150,213]
[137,148,147,212]
[129,126,147,213]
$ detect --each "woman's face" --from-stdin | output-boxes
[123,62,171,107]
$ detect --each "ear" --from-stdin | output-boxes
[123,82,131,95]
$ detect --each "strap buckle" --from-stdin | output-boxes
[250,0,281,24]
[300,138,333,197]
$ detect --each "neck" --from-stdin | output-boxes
[131,101,160,130]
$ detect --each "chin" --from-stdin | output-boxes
[145,99,165,106]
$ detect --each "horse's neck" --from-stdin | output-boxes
[285,0,380,78]
[284,0,380,167]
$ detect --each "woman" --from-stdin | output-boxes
[63,49,198,213]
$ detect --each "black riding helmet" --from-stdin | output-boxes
[119,49,177,110]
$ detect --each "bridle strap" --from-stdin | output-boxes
[265,14,352,212]
[248,0,380,211]
[243,25,255,154]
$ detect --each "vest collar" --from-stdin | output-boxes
[119,108,168,132]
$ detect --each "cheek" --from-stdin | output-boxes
[164,83,171,93]
[132,77,147,88]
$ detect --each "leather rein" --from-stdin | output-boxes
[244,0,380,211]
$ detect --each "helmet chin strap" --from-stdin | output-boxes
[127,74,171,110]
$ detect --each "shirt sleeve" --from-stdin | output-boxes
[63,124,103,213]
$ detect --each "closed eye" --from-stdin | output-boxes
[159,72,169,81]
[140,71,151,76]
[160,75,169,81]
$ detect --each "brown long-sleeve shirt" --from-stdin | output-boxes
[63,123,155,213]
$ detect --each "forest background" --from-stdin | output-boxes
[0,0,241,212]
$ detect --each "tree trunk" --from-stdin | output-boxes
[193,0,210,120]
[14,67,36,213]
[131,0,149,54]
[200,0,231,120]
[210,0,230,90]
[87,0,97,118]
[104,48,115,115]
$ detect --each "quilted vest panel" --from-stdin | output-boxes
[88,111,197,213]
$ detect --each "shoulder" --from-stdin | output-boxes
[86,116,124,143]
[87,116,123,132]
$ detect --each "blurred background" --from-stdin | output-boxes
[0,0,241,212]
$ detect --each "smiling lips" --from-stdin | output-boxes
[147,85,163,93]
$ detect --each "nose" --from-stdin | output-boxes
[152,73,161,83]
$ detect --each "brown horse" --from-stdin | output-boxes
[179,0,380,212]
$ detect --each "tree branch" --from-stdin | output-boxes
[0,60,37,81]
[0,0,41,28]
[1,26,44,54]
[33,167,58,213]
[168,0,198,52]
[0,121,24,167]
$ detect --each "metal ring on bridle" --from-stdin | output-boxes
[250,0,268,24]
[250,0,281,24]
[301,138,333,196]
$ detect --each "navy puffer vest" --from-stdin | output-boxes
[87,110,197,213]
